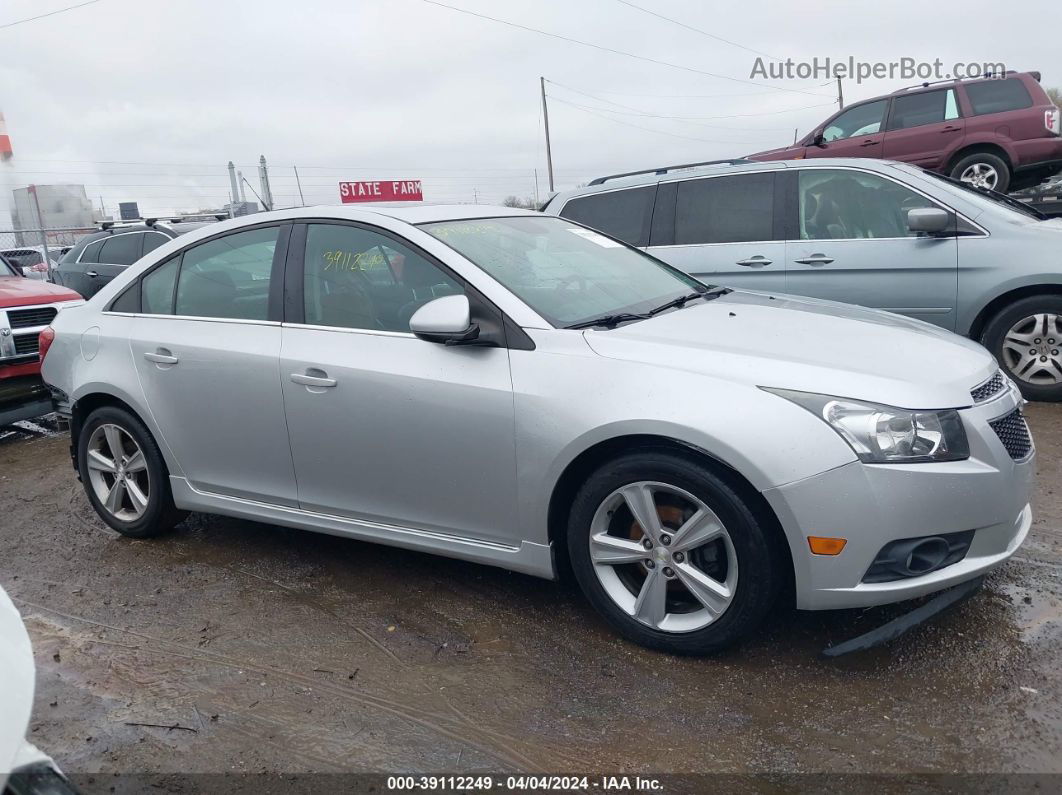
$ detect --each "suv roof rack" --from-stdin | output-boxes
[588,158,754,186]
[97,213,228,231]
[891,69,1027,94]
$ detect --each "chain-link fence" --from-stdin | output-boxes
[0,226,95,280]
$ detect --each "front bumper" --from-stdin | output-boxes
[763,386,1033,610]
[0,376,51,427]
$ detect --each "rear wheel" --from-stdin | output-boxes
[77,406,187,537]
[982,295,1062,402]
[567,451,782,654]
[950,151,1010,193]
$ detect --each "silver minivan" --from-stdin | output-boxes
[545,157,1062,401]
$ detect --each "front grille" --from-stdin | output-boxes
[12,335,40,356]
[971,371,1006,403]
[989,409,1033,460]
[7,306,57,330]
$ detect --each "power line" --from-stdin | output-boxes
[614,0,781,61]
[551,98,753,145]
[0,0,103,30]
[416,0,828,97]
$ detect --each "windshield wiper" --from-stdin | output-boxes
[647,287,731,316]
[565,312,651,330]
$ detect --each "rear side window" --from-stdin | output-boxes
[142,232,169,255]
[559,186,656,246]
[98,233,142,266]
[174,226,278,320]
[79,239,105,263]
[964,78,1033,115]
[674,173,774,245]
[142,257,179,314]
[888,89,960,130]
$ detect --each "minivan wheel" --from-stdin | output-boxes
[77,406,187,537]
[982,295,1062,402]
[950,152,1010,193]
[567,451,781,654]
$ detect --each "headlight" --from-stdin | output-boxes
[764,388,969,464]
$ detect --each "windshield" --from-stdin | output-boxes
[0,254,18,277]
[922,170,1046,221]
[420,215,706,327]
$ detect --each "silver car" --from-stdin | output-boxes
[41,206,1033,653]
[544,157,1062,402]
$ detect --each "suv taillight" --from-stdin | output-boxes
[1047,108,1061,136]
[38,326,55,362]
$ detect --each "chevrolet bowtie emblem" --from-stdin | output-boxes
[0,328,10,337]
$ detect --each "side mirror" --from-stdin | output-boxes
[811,130,825,147]
[907,207,952,235]
[409,294,480,345]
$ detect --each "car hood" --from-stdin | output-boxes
[0,585,35,776]
[0,277,81,308]
[583,290,996,409]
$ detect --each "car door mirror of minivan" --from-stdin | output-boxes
[409,294,481,345]
[810,129,826,147]
[907,207,953,236]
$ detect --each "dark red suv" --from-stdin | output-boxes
[749,71,1062,193]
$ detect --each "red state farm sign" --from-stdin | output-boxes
[339,180,423,203]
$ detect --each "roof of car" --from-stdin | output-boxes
[546,157,911,206]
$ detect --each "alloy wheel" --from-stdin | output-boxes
[1001,313,1062,385]
[589,481,738,633]
[959,162,999,190]
[85,424,150,521]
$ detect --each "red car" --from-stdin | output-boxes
[749,71,1062,193]
[0,253,82,426]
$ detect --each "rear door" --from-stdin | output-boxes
[782,167,959,329]
[805,100,889,160]
[882,88,964,169]
[645,171,786,291]
[80,232,145,297]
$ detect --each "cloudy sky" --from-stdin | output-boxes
[1,0,1059,221]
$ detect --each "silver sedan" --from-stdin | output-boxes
[41,205,1033,653]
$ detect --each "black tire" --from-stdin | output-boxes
[566,450,783,655]
[981,295,1062,402]
[77,406,187,537]
[949,151,1011,193]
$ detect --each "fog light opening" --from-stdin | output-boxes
[905,537,950,574]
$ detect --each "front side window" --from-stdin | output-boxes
[98,233,142,266]
[559,186,656,246]
[964,78,1033,116]
[174,226,278,320]
[421,215,703,328]
[302,224,462,332]
[797,169,938,240]
[142,232,169,255]
[673,173,774,245]
[822,100,889,141]
[888,89,960,130]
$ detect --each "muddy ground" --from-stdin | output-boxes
[1,407,1061,788]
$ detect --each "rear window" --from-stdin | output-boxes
[559,186,656,246]
[674,173,774,245]
[964,78,1033,116]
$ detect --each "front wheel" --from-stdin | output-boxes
[77,406,187,537]
[567,451,782,654]
[982,296,1062,402]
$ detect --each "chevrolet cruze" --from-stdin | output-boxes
[40,205,1034,653]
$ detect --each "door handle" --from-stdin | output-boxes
[143,349,178,365]
[941,126,961,133]
[86,271,99,278]
[794,254,834,266]
[291,371,337,388]
[735,256,772,267]
[859,139,878,147]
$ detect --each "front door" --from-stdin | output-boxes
[279,222,518,543]
[646,171,786,293]
[804,99,889,161]
[783,168,958,329]
[130,224,297,504]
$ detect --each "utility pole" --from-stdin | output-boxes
[836,76,844,109]
[540,77,554,192]
[793,128,798,144]
[28,185,54,281]
[294,165,306,206]
[533,168,540,207]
